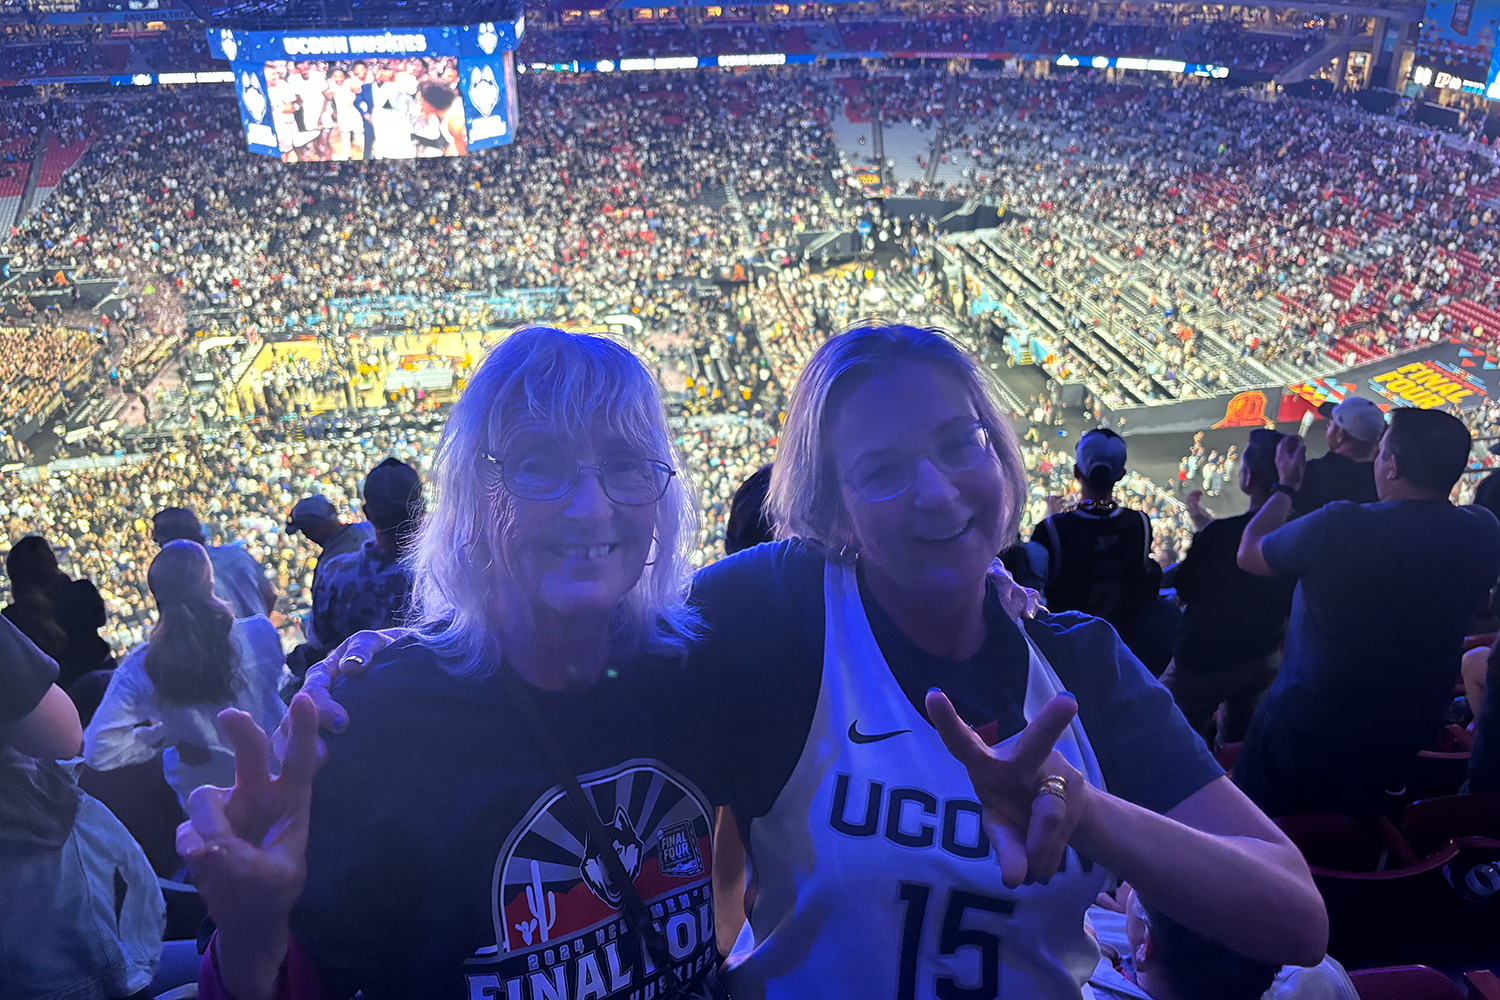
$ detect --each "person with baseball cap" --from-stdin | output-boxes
[1031,428,1168,671]
[1290,397,1383,516]
[286,495,374,672]
[307,458,425,653]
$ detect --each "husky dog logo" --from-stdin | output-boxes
[468,65,501,117]
[477,21,499,54]
[579,806,643,907]
[241,73,267,124]
[220,29,238,62]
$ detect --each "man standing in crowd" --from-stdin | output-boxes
[310,458,424,650]
[285,495,374,673]
[1235,409,1500,817]
[1291,397,1383,515]
[1032,428,1168,670]
[1161,429,1295,747]
[151,507,275,620]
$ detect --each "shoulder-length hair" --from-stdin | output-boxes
[767,323,1026,552]
[145,540,241,707]
[407,326,700,679]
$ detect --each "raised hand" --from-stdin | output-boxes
[1274,435,1306,492]
[179,694,318,937]
[1184,490,1212,531]
[926,690,1092,889]
[271,627,410,764]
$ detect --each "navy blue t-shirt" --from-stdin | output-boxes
[1252,499,1500,778]
[294,640,721,1000]
[687,540,1221,821]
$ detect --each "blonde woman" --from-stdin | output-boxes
[180,328,721,1000]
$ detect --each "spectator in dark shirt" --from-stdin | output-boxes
[1032,428,1167,670]
[1162,429,1296,746]
[3,536,112,692]
[285,495,375,675]
[309,458,424,650]
[723,464,774,556]
[1237,409,1500,817]
[1291,397,1383,516]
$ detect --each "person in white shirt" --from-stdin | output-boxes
[328,67,362,159]
[83,540,287,808]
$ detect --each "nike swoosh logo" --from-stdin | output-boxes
[848,721,911,744]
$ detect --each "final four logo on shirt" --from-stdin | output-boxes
[477,22,499,55]
[220,28,237,62]
[240,73,267,124]
[466,760,715,1000]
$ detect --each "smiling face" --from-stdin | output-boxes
[494,422,659,622]
[827,363,1007,600]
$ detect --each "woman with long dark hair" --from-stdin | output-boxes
[84,540,286,807]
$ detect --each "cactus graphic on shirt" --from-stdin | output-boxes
[525,859,557,942]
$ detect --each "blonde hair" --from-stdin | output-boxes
[407,327,700,678]
[766,323,1026,551]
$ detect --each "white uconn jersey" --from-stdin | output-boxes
[725,561,1109,1000]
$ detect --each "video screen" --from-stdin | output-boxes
[263,57,467,162]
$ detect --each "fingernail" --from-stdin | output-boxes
[927,686,942,695]
[331,713,347,733]
[1059,690,1077,700]
[344,654,366,667]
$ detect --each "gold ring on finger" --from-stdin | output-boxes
[1035,774,1068,801]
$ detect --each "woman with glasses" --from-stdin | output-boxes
[690,325,1325,998]
[187,325,1326,1000]
[182,327,722,1000]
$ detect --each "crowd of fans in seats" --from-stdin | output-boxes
[861,73,1500,402]
[5,51,1500,998]
[516,11,1324,75]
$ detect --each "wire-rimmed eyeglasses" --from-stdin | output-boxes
[843,421,993,504]
[481,451,675,506]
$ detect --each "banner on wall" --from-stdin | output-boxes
[1102,340,1494,435]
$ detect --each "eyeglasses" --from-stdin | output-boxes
[843,422,993,504]
[482,450,676,506]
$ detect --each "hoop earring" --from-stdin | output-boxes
[644,534,660,567]
[836,544,859,564]
[465,541,495,573]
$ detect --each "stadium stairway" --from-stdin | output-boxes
[722,178,755,254]
[1272,29,1376,86]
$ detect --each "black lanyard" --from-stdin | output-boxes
[496,664,686,992]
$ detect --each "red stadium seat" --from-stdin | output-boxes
[1402,794,1500,859]
[1275,812,1500,965]
[1348,965,1464,1000]
[1467,970,1500,1000]
[1274,813,1418,872]
[1408,747,1473,802]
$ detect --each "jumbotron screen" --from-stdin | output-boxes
[207,22,521,161]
